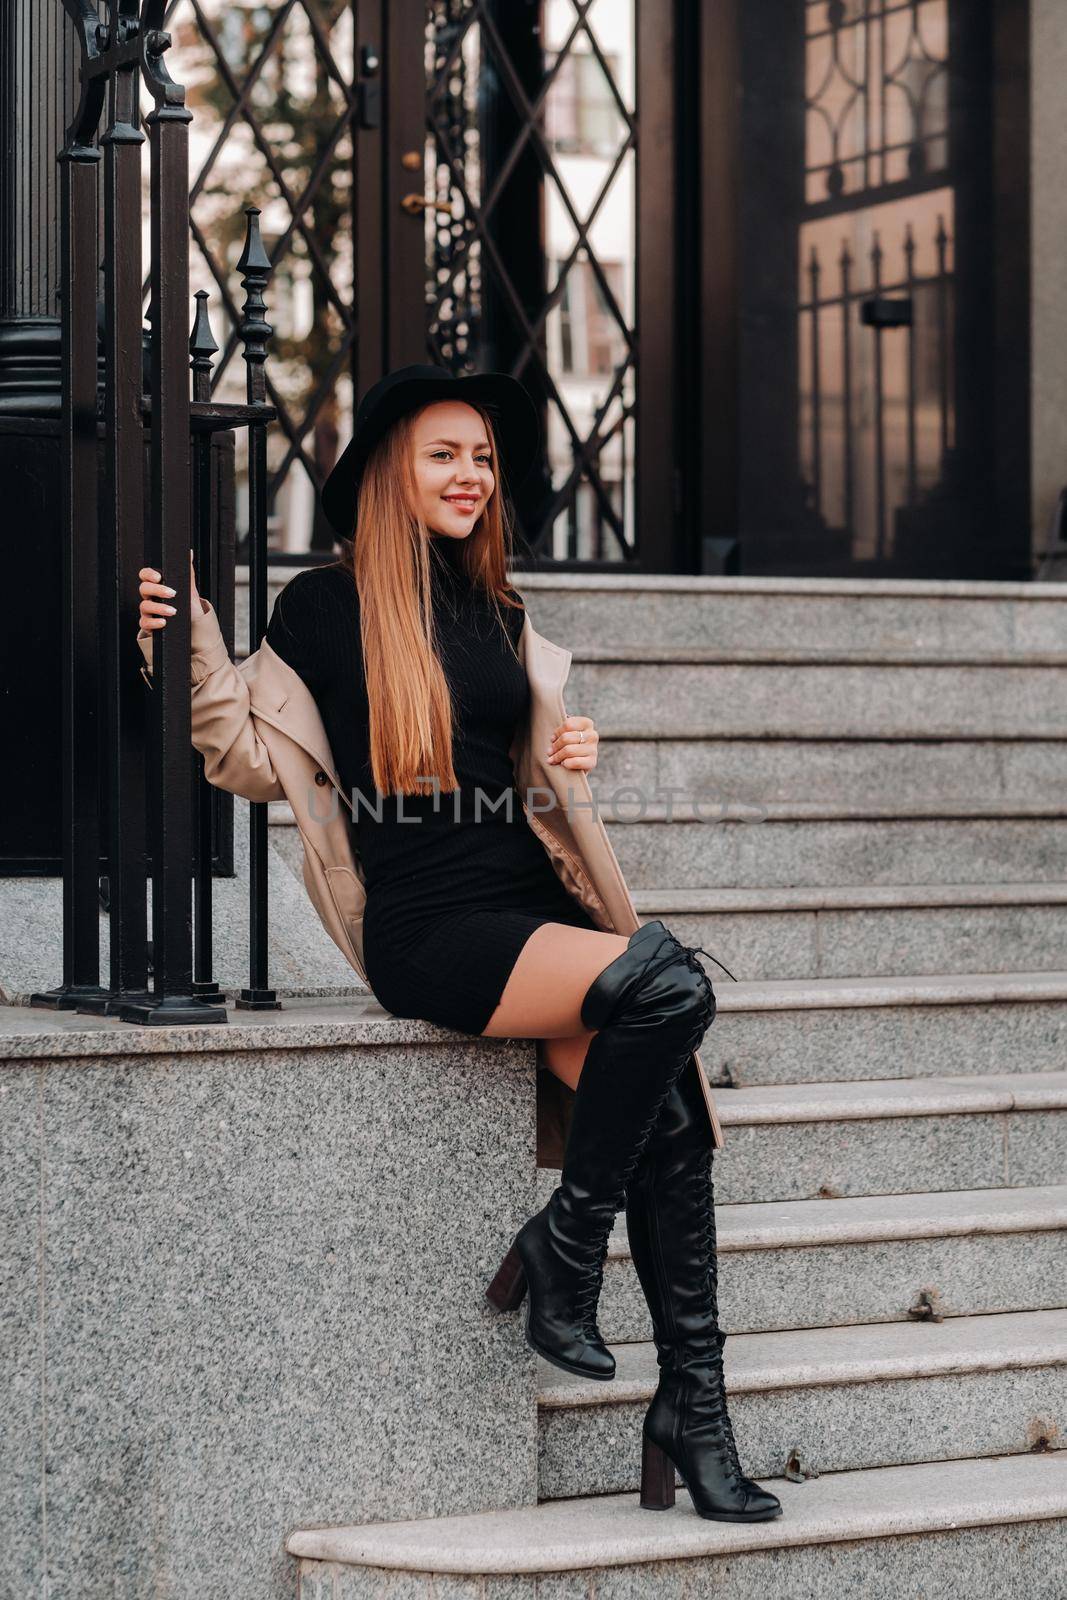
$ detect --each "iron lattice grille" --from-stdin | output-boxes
[425,0,637,563]
[161,0,357,556]
[160,0,637,561]
[799,0,955,564]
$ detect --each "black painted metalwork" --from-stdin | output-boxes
[159,0,358,561]
[98,0,152,1015]
[34,3,278,1024]
[189,289,224,1005]
[29,2,109,1009]
[422,0,674,567]
[235,208,278,1011]
[122,8,219,1022]
[141,4,677,570]
[0,0,82,409]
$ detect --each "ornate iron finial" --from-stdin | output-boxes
[189,290,219,402]
[236,207,274,406]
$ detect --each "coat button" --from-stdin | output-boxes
[314,770,329,786]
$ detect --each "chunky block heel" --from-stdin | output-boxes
[640,1431,676,1510]
[485,1241,527,1312]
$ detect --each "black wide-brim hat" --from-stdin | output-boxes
[321,363,541,538]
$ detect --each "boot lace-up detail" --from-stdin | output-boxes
[572,1232,610,1338]
[692,1152,747,1486]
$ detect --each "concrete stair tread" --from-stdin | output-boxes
[270,799,1067,825]
[260,565,1067,598]
[708,969,1067,1012]
[605,1183,1067,1259]
[285,1452,1067,1571]
[632,882,1067,911]
[597,799,1067,822]
[709,1069,1067,1125]
[537,1308,1067,1409]
[571,644,1067,666]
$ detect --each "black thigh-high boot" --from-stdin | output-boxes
[625,1053,782,1520]
[486,920,717,1379]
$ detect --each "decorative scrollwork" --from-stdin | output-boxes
[141,0,190,118]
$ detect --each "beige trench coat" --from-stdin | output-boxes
[137,592,725,1156]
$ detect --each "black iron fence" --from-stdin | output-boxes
[798,214,955,565]
[31,2,278,1024]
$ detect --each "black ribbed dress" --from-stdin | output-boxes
[265,535,599,1033]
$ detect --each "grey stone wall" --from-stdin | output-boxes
[1,1016,537,1599]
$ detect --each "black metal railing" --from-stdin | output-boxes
[798,215,954,564]
[32,2,277,1024]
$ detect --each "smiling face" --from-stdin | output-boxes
[410,400,496,539]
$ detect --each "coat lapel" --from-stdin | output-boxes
[242,639,351,811]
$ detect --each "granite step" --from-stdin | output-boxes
[591,1184,1067,1342]
[251,568,1067,655]
[271,798,1067,891]
[590,734,1067,809]
[600,804,1067,890]
[631,882,1067,983]
[509,569,1067,653]
[288,1451,1067,1597]
[565,651,1067,741]
[535,1309,1067,1500]
[684,969,1067,1087]
[599,1071,1066,1205]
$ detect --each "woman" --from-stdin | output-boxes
[137,363,780,1524]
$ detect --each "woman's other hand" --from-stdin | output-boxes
[547,715,599,771]
[138,548,204,632]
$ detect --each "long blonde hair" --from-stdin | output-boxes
[337,403,526,797]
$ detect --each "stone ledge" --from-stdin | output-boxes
[605,1182,1067,1258]
[285,1451,1067,1570]
[0,994,531,1062]
[711,1069,1067,1125]
[705,970,1067,1014]
[269,798,1067,825]
[633,881,1067,910]
[537,1307,1067,1409]
[249,563,1067,599]
[573,644,1067,665]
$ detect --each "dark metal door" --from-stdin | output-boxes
[356,0,684,571]
[162,1,685,570]
[700,0,1029,579]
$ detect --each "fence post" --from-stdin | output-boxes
[96,0,152,1014]
[235,207,279,1011]
[30,3,108,1012]
[122,11,222,1022]
[188,289,226,1004]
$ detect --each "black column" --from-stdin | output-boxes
[0,4,87,873]
[0,0,85,410]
